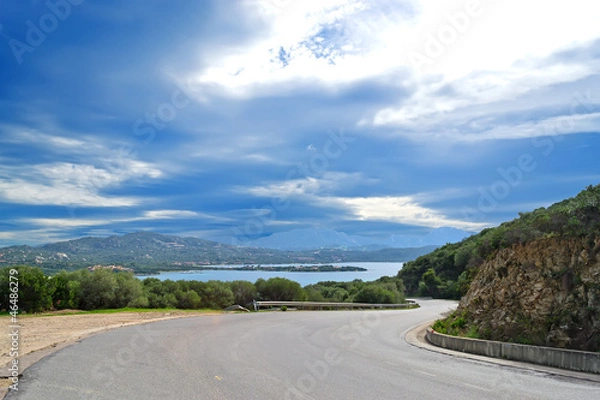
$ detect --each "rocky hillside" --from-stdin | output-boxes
[452,236,600,351]
[400,184,600,299]
[427,184,600,351]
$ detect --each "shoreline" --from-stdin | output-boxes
[136,264,367,276]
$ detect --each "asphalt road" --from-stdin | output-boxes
[8,300,600,400]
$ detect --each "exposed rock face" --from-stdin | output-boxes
[458,236,600,351]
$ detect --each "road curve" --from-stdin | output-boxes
[8,300,600,400]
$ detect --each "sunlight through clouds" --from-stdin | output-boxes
[1,0,598,245]
[327,195,489,230]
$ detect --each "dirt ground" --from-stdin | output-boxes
[0,310,220,393]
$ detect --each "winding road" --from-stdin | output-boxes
[8,300,600,399]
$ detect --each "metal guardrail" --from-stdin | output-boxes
[252,300,417,311]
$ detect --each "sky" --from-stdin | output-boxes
[0,0,599,247]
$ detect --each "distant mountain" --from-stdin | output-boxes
[248,227,377,250]
[0,231,438,274]
[248,227,473,251]
[0,232,288,272]
[384,227,474,248]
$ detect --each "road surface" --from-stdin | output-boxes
[8,300,600,399]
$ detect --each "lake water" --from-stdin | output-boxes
[136,262,404,287]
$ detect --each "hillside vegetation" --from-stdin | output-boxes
[402,184,600,351]
[399,184,600,299]
[0,231,435,274]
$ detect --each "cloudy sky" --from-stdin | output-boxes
[1,0,599,247]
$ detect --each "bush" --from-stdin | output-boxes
[256,277,306,301]
[353,284,401,304]
[197,281,234,309]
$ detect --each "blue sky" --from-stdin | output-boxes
[1,0,599,247]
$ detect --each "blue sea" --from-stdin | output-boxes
[136,262,404,286]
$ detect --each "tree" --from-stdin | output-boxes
[228,280,257,306]
[47,270,79,309]
[176,290,202,309]
[256,277,306,301]
[197,281,234,309]
[77,269,117,310]
[113,272,146,308]
[0,266,52,313]
[420,268,444,298]
[353,284,397,304]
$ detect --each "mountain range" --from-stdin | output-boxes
[0,231,441,274]
[247,227,473,250]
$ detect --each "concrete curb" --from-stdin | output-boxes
[426,328,600,374]
[404,321,600,384]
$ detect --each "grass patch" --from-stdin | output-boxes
[432,310,478,338]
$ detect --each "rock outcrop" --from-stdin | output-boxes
[457,236,600,351]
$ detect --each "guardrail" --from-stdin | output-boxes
[426,327,600,374]
[252,300,417,311]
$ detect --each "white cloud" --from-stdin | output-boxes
[0,125,106,154]
[182,0,415,98]
[378,111,600,142]
[0,160,161,208]
[22,209,204,229]
[182,1,600,97]
[325,195,489,230]
[1,127,81,147]
[143,210,199,219]
[371,63,598,129]
[0,179,139,207]
[237,172,370,198]
[461,112,600,142]
[242,177,323,198]
[0,127,163,207]
[177,0,600,145]
[239,172,487,230]
[21,218,112,228]
[361,0,600,141]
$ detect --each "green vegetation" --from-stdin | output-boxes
[304,276,406,304]
[399,184,600,299]
[0,266,408,313]
[432,311,479,338]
